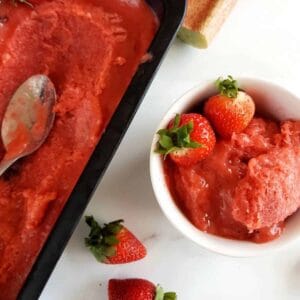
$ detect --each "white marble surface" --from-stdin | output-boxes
[40,0,300,299]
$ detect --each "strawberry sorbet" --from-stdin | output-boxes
[0,0,157,298]
[164,118,300,243]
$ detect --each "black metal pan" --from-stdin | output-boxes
[18,1,186,298]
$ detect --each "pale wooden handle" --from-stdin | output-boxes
[178,0,238,48]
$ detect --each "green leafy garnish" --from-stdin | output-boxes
[85,216,123,262]
[155,285,177,300]
[215,75,238,98]
[156,114,202,158]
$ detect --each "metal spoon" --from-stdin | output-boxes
[0,75,56,176]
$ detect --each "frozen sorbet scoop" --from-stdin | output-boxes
[233,121,300,230]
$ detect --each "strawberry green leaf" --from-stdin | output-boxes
[155,285,164,300]
[85,216,123,263]
[176,124,190,146]
[155,285,177,300]
[85,216,102,245]
[155,148,168,154]
[215,75,238,98]
[159,135,174,150]
[104,235,119,246]
[157,129,168,135]
[189,141,203,148]
[187,121,194,132]
[173,114,180,128]
[164,292,177,300]
[88,245,108,263]
[156,114,203,157]
[104,220,123,235]
[103,246,116,257]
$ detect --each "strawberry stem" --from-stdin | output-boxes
[215,75,238,98]
[155,285,177,300]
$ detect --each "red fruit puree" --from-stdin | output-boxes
[164,118,300,243]
[0,0,157,298]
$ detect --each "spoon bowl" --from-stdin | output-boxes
[0,75,56,175]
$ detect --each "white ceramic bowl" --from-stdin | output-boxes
[150,77,300,257]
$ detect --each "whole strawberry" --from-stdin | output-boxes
[84,216,146,264]
[156,113,216,166]
[204,75,255,138]
[109,279,177,300]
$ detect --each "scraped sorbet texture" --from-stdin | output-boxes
[0,0,157,298]
[165,118,300,243]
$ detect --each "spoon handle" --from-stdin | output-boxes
[0,158,15,176]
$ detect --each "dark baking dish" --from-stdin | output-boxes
[18,0,186,299]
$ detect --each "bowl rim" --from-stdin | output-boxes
[149,76,300,257]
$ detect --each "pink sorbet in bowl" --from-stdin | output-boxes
[150,77,300,256]
[164,117,300,243]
